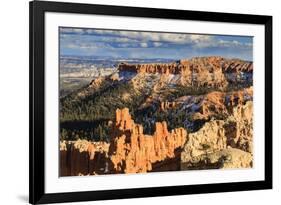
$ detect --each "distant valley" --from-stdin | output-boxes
[60,55,175,97]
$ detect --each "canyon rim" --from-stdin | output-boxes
[59,27,253,176]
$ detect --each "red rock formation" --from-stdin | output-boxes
[109,108,187,173]
[115,108,134,130]
[222,60,253,73]
[118,56,252,88]
[59,140,109,176]
[193,87,253,120]
[118,62,181,75]
[160,101,177,111]
[60,108,188,176]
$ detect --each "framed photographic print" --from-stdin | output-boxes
[29,0,272,204]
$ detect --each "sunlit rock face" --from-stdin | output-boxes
[108,108,187,173]
[181,101,253,170]
[118,56,253,89]
[191,86,253,121]
[59,108,187,176]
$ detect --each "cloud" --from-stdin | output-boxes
[224,40,251,48]
[60,28,214,45]
[60,27,252,50]
[153,42,162,47]
[59,27,253,60]
[140,42,148,48]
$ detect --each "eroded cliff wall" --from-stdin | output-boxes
[60,140,109,176]
[108,108,187,173]
[181,101,253,170]
[118,56,253,88]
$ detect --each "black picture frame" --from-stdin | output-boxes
[29,1,272,204]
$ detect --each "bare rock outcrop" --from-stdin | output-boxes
[77,77,105,98]
[225,101,253,153]
[193,87,253,120]
[181,147,252,170]
[118,62,181,75]
[181,100,253,170]
[59,140,109,176]
[222,59,253,73]
[109,108,187,173]
[160,101,177,111]
[207,148,252,169]
[118,56,253,89]
[181,120,227,166]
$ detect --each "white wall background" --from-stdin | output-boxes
[0,0,279,204]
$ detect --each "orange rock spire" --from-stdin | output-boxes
[109,108,187,174]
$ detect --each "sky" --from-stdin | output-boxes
[60,27,253,61]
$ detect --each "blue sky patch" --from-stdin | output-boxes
[60,27,253,61]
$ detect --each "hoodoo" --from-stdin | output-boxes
[109,108,187,173]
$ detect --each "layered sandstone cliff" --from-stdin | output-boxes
[108,108,187,173]
[118,57,253,74]
[118,56,253,88]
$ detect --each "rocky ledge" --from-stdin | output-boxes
[118,56,253,88]
[181,100,253,170]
